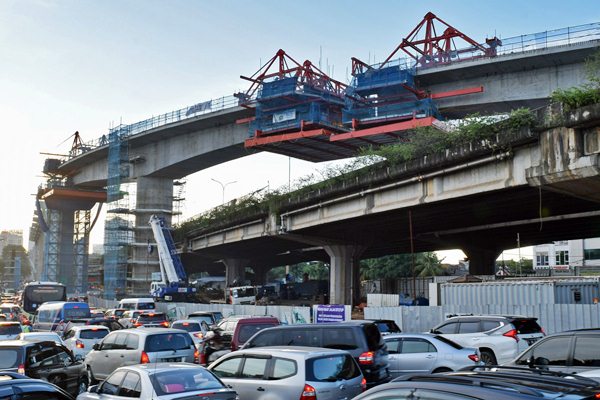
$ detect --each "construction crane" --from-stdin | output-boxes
[149,215,197,302]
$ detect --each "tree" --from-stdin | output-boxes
[360,252,445,280]
[415,252,445,277]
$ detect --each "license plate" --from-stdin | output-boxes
[525,338,540,345]
[163,357,182,362]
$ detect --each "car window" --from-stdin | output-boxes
[308,354,361,381]
[189,315,213,325]
[101,370,127,395]
[516,336,571,366]
[238,323,277,344]
[212,357,243,378]
[363,324,382,350]
[322,328,358,350]
[172,322,202,332]
[401,339,436,354]
[240,357,268,379]
[436,322,458,334]
[512,319,543,334]
[0,349,20,368]
[458,321,480,334]
[114,333,128,349]
[151,368,224,395]
[125,334,139,350]
[80,329,109,340]
[433,336,463,350]
[385,339,400,354]
[271,358,297,380]
[64,330,75,340]
[283,329,320,347]
[573,335,600,367]
[118,371,141,398]
[145,333,192,352]
[0,324,21,335]
[101,333,117,350]
[247,330,280,348]
[481,320,500,332]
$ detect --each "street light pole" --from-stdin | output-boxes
[211,178,237,204]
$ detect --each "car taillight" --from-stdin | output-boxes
[359,351,375,365]
[194,349,199,363]
[161,321,169,327]
[503,328,519,342]
[76,340,85,349]
[134,322,142,327]
[140,351,150,364]
[17,364,24,374]
[541,327,546,336]
[360,377,366,391]
[300,383,316,400]
[468,353,480,363]
[199,351,207,365]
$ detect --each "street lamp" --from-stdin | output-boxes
[211,178,237,204]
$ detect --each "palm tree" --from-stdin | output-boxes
[416,252,445,277]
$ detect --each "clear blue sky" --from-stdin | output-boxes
[1,0,598,262]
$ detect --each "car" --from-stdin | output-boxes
[188,311,223,325]
[430,315,545,365]
[84,328,197,384]
[63,325,110,358]
[0,371,74,400]
[0,321,22,340]
[0,303,22,321]
[0,340,87,397]
[209,346,365,400]
[117,310,143,328]
[83,318,125,331]
[384,333,482,378]
[506,328,600,374]
[352,366,600,400]
[78,363,237,399]
[367,319,402,336]
[216,316,279,351]
[241,320,390,388]
[171,319,209,347]
[103,308,126,320]
[132,311,170,328]
[17,331,66,345]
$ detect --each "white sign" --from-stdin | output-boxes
[272,109,296,124]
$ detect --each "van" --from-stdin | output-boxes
[242,320,390,388]
[117,297,155,311]
[33,301,91,331]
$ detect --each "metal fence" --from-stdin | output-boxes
[364,303,600,335]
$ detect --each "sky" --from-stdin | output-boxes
[1,0,599,264]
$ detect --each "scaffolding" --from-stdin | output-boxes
[173,179,186,226]
[74,210,90,295]
[104,125,133,300]
[41,207,60,282]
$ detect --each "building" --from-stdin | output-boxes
[534,238,600,274]
[0,230,23,255]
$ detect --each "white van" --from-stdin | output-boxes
[228,286,256,305]
[117,298,155,311]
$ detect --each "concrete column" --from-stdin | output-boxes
[132,177,174,296]
[222,258,248,287]
[463,247,501,275]
[324,245,366,305]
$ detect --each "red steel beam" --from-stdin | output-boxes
[245,128,332,148]
[330,117,437,142]
[430,86,484,99]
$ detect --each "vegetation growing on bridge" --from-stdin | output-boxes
[551,50,600,112]
[173,108,536,241]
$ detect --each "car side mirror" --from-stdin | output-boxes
[534,357,550,370]
[74,354,84,362]
[88,385,99,393]
[92,343,100,351]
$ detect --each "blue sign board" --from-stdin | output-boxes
[315,304,345,323]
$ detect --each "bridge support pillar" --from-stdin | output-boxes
[222,258,248,287]
[463,248,501,275]
[132,177,174,296]
[324,245,366,306]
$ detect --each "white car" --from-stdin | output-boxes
[0,322,22,340]
[431,315,545,365]
[170,319,208,347]
[78,363,236,399]
[17,331,65,345]
[64,325,110,358]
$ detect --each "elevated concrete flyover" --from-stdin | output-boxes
[184,104,600,305]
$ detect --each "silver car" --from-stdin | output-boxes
[208,346,365,400]
[84,328,196,384]
[78,363,237,400]
[384,333,482,378]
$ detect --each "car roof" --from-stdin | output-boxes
[71,324,110,331]
[133,327,187,334]
[222,346,353,359]
[122,362,207,375]
[0,340,57,348]
[256,321,371,329]
[0,322,21,326]
[383,333,437,340]
[172,319,203,324]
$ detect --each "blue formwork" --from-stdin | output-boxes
[344,63,442,125]
[251,75,346,135]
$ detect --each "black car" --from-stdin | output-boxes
[0,371,74,399]
[242,320,390,388]
[84,318,125,331]
[353,366,600,400]
[508,328,600,374]
[0,340,87,397]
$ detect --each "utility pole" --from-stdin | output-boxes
[211,178,237,205]
[517,233,522,276]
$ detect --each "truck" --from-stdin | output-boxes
[149,214,197,302]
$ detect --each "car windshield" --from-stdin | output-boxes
[145,333,192,352]
[0,349,20,368]
[0,325,21,335]
[172,322,202,332]
[80,329,109,339]
[138,314,166,322]
[188,315,213,325]
[150,368,224,395]
[307,354,361,382]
